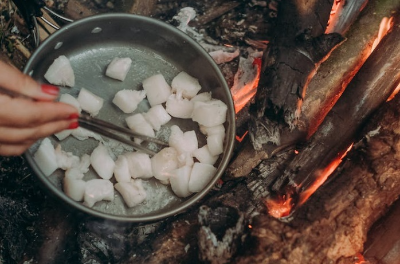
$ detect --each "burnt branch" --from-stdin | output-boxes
[273,11,400,197]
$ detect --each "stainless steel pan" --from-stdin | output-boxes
[23,13,235,222]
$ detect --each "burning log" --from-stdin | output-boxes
[249,0,345,149]
[228,0,399,178]
[271,9,400,210]
[236,88,400,264]
[301,0,398,138]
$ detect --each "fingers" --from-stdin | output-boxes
[0,95,78,128]
[0,142,33,156]
[0,60,59,101]
[0,119,78,144]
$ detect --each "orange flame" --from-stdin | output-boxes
[298,143,353,206]
[355,252,367,264]
[265,193,294,218]
[325,0,344,34]
[371,16,394,52]
[235,130,248,143]
[231,57,261,113]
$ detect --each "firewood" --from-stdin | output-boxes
[248,0,344,143]
[228,0,400,178]
[301,0,400,138]
[272,10,400,197]
[236,89,400,264]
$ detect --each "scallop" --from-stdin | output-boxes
[170,166,192,198]
[77,88,104,116]
[33,138,58,177]
[112,90,146,113]
[166,94,194,119]
[207,133,225,156]
[151,147,179,184]
[114,179,147,208]
[64,154,90,180]
[59,93,81,112]
[191,92,212,103]
[113,155,131,183]
[192,99,227,127]
[44,55,75,87]
[71,127,102,141]
[63,177,86,202]
[143,105,171,131]
[188,162,217,193]
[171,71,202,99]
[142,74,172,106]
[90,143,115,180]
[54,144,80,170]
[199,124,225,136]
[124,152,153,179]
[83,179,114,207]
[193,145,219,165]
[105,57,132,81]
[125,113,155,143]
[177,152,194,168]
[168,125,198,155]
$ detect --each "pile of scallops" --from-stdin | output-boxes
[33,55,228,209]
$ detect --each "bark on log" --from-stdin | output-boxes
[301,0,400,138]
[272,10,400,195]
[248,0,345,148]
[227,0,400,178]
[235,89,400,264]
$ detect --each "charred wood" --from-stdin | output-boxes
[236,88,400,264]
[249,0,344,145]
[272,10,400,198]
[301,0,399,138]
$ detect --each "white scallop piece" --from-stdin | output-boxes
[77,88,104,116]
[143,105,171,131]
[166,94,194,119]
[151,147,179,184]
[171,71,202,99]
[188,162,217,193]
[90,143,115,180]
[105,57,132,81]
[83,179,114,207]
[114,179,147,208]
[142,74,172,106]
[192,100,227,127]
[170,166,192,198]
[44,55,75,87]
[112,89,146,113]
[33,138,58,177]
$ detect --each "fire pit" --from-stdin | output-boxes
[0,0,400,263]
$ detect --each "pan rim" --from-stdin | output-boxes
[23,13,236,222]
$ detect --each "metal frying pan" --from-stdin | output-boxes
[22,13,236,222]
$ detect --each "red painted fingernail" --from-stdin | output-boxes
[41,84,59,96]
[68,121,79,129]
[68,113,80,120]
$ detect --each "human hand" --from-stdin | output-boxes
[0,60,79,156]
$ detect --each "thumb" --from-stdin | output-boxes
[0,60,59,101]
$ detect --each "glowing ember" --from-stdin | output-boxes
[325,0,344,34]
[265,192,294,218]
[298,143,353,206]
[235,131,248,143]
[230,56,261,113]
[267,144,353,218]
[371,16,394,52]
[354,252,367,264]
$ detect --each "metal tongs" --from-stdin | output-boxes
[78,114,167,156]
[0,86,167,156]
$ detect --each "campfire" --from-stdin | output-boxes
[1,0,400,263]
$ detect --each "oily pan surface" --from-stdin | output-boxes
[23,14,235,222]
